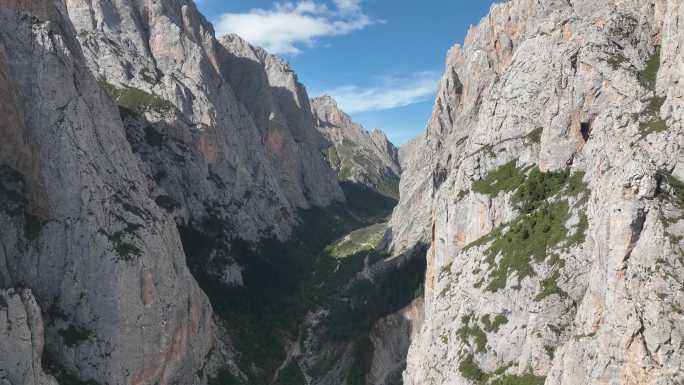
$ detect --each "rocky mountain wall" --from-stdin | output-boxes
[0,0,350,383]
[311,95,401,199]
[394,0,684,384]
[0,1,214,383]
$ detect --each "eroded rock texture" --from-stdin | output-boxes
[393,1,684,384]
[0,289,58,385]
[311,95,401,198]
[0,1,214,383]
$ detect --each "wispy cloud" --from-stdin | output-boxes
[318,71,441,114]
[214,0,372,55]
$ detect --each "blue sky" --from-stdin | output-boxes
[196,0,496,145]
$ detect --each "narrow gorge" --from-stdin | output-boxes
[1,1,683,385]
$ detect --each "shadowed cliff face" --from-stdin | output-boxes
[311,96,402,199]
[393,0,684,384]
[65,0,343,245]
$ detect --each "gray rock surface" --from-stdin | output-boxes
[0,289,58,385]
[392,0,684,384]
[0,2,215,384]
[368,298,424,385]
[311,95,401,198]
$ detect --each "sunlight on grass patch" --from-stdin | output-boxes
[328,222,387,258]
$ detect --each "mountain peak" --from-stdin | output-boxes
[311,95,401,198]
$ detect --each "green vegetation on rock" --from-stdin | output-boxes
[458,354,488,383]
[544,344,556,360]
[639,46,661,90]
[472,161,528,196]
[490,374,546,385]
[637,47,668,138]
[328,222,387,258]
[607,52,630,70]
[673,303,683,315]
[458,353,545,385]
[565,212,588,248]
[457,313,488,353]
[483,200,570,292]
[466,163,590,292]
[656,171,684,244]
[512,168,570,213]
[534,270,564,301]
[100,80,174,117]
[661,172,684,208]
[525,127,543,144]
[481,314,509,333]
[639,96,668,138]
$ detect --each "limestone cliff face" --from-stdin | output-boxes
[65,0,343,244]
[0,1,214,383]
[0,289,58,385]
[394,0,684,384]
[311,95,401,198]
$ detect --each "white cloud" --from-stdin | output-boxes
[214,0,372,55]
[318,71,441,114]
[333,0,361,14]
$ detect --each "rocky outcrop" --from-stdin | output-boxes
[0,1,214,383]
[0,289,58,385]
[394,0,684,384]
[311,95,401,198]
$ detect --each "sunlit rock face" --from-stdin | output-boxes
[393,1,684,384]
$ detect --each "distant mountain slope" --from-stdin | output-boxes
[311,96,401,199]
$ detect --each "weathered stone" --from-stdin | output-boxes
[0,289,58,385]
[65,0,343,245]
[394,1,684,384]
[1,1,213,383]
